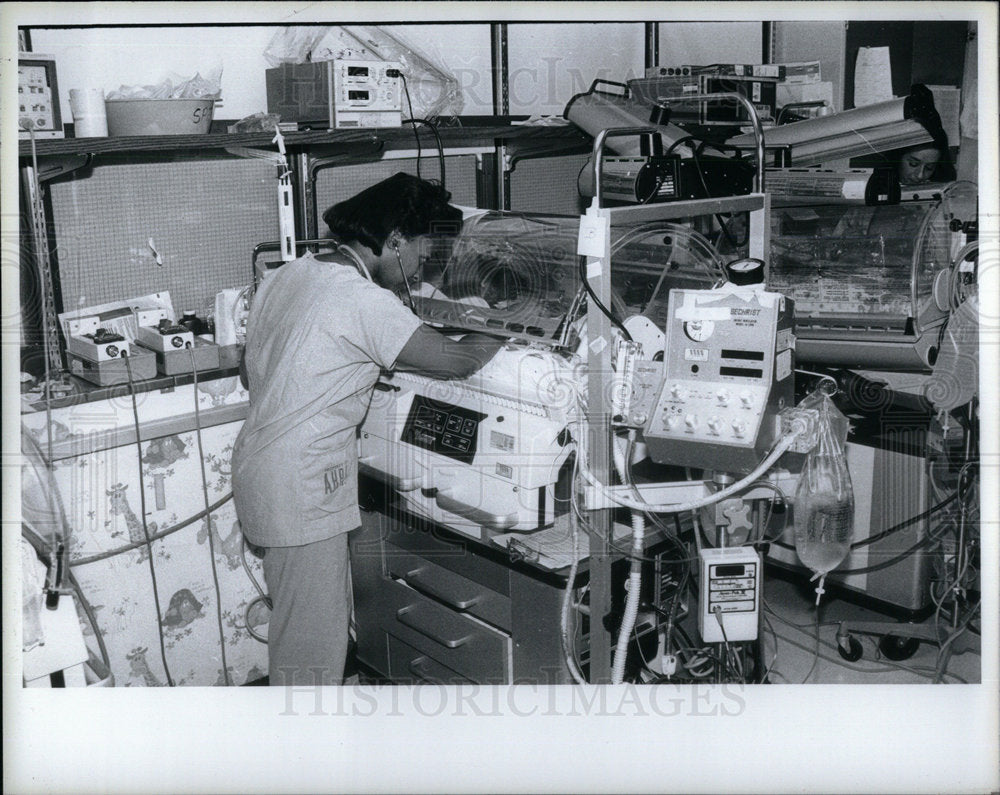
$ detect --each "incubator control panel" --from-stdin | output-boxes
[643,287,794,472]
[401,395,486,465]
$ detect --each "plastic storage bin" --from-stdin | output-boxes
[105,98,215,136]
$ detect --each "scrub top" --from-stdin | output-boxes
[232,252,422,548]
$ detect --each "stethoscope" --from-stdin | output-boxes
[336,243,373,282]
[335,241,415,310]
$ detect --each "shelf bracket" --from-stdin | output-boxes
[34,153,91,183]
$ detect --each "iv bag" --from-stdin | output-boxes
[793,388,855,577]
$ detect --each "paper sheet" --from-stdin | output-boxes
[854,46,894,107]
[492,520,636,571]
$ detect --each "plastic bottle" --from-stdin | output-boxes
[179,310,203,335]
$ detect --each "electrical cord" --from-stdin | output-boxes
[560,454,589,684]
[189,348,232,686]
[763,598,972,683]
[399,74,421,177]
[800,606,822,683]
[760,611,781,683]
[70,493,233,566]
[933,601,980,683]
[243,595,270,644]
[578,256,633,342]
[850,492,958,550]
[123,353,174,687]
[241,536,270,606]
[765,490,959,559]
[834,517,953,576]
[402,118,446,187]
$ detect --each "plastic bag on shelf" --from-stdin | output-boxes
[793,385,854,600]
[106,67,223,100]
[263,26,332,67]
[265,25,464,121]
[337,26,463,120]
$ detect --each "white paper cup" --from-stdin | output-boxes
[69,89,108,137]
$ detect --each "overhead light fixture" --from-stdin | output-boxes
[728,88,939,166]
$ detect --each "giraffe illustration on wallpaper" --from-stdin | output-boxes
[197,517,244,570]
[125,646,164,687]
[107,483,153,562]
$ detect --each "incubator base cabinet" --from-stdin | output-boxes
[350,496,576,684]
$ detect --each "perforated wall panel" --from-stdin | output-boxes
[49,156,276,317]
[508,154,589,216]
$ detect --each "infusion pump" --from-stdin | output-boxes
[358,347,579,538]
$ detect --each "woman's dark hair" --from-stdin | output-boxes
[851,84,956,182]
[322,172,464,255]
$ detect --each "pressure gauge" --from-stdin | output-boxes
[683,319,715,342]
[724,257,766,286]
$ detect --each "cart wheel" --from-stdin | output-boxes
[837,634,863,662]
[878,634,920,661]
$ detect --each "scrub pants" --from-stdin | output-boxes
[262,532,351,687]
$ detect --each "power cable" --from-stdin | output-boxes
[124,354,174,687]
[190,348,232,686]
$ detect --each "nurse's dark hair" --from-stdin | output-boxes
[322,172,464,256]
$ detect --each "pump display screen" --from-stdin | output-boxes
[401,395,487,464]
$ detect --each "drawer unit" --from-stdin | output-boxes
[387,634,476,685]
[384,543,512,630]
[351,504,576,685]
[380,509,511,598]
[375,578,511,683]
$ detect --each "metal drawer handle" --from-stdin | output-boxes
[358,460,421,492]
[396,605,474,649]
[405,567,482,611]
[434,490,519,531]
[407,656,443,684]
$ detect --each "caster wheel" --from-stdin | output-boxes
[879,634,920,661]
[837,635,863,662]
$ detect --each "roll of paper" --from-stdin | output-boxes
[69,89,108,137]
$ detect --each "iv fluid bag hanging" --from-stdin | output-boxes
[794,390,855,576]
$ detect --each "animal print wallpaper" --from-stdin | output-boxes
[22,379,268,686]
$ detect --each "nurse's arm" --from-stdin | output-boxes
[394,324,503,379]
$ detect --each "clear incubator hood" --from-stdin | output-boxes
[767,181,978,371]
[411,209,724,352]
